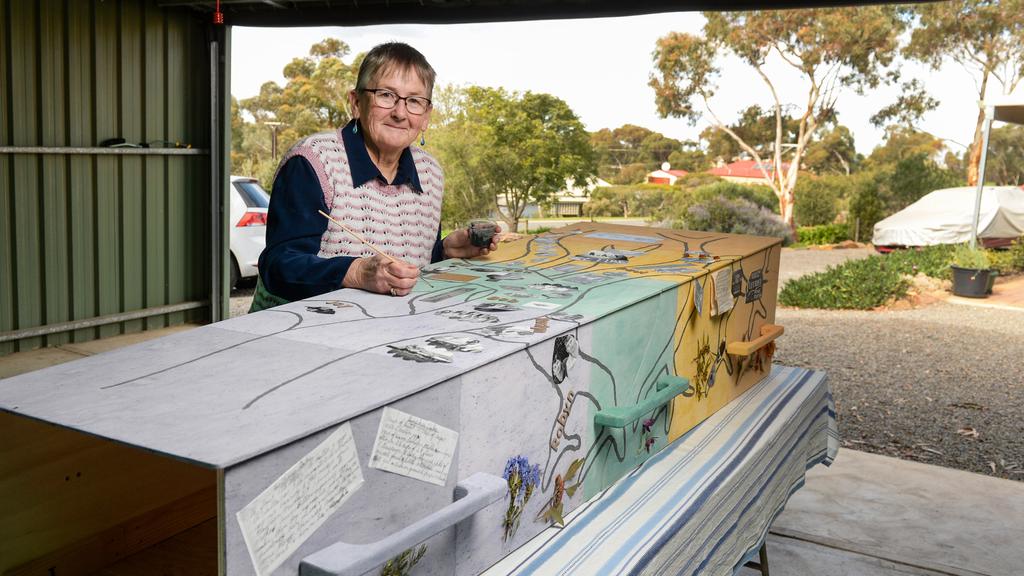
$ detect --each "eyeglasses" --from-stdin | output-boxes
[361,88,432,115]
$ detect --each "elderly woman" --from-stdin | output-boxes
[251,42,498,312]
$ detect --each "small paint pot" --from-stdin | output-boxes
[468,219,497,248]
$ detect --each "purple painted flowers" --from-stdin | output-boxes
[639,417,659,454]
[502,455,540,541]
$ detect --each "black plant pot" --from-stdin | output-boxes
[950,265,991,298]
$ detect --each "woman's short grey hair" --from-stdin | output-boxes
[355,42,436,97]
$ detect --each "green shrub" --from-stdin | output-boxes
[884,244,956,279]
[796,224,849,245]
[987,250,1017,275]
[659,181,778,223]
[847,171,887,242]
[675,173,723,190]
[886,153,963,210]
[794,176,842,226]
[779,256,909,309]
[950,243,990,269]
[583,185,673,218]
[675,195,792,243]
[1008,236,1024,270]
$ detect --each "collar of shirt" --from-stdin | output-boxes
[341,119,423,193]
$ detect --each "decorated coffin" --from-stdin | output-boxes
[0,223,782,576]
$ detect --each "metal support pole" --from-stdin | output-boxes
[210,39,223,322]
[970,106,994,249]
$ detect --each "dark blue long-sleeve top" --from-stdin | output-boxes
[258,120,445,302]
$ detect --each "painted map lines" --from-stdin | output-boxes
[100,310,306,390]
[578,349,618,406]
[485,234,540,265]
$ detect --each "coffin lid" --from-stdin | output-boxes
[0,223,780,468]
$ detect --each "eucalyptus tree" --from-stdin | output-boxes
[903,0,1024,185]
[649,7,904,230]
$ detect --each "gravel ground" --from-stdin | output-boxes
[775,303,1024,481]
[229,280,256,318]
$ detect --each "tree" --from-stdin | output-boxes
[865,126,945,168]
[240,38,361,158]
[699,105,800,163]
[869,78,940,129]
[985,125,1024,186]
[590,124,682,182]
[435,87,595,230]
[427,85,494,226]
[904,1,1024,185]
[803,123,859,176]
[232,37,362,187]
[668,140,711,173]
[650,7,904,230]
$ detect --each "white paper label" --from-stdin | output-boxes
[712,268,735,316]
[236,422,364,576]
[369,407,459,486]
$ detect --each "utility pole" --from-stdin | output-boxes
[265,121,284,162]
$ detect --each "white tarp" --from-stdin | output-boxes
[873,186,1024,247]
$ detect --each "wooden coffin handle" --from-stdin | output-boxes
[300,472,506,576]
[593,374,689,429]
[726,324,784,357]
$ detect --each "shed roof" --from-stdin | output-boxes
[160,0,904,26]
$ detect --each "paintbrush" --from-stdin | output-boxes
[317,210,434,288]
[318,210,398,263]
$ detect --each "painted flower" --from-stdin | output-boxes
[502,455,541,541]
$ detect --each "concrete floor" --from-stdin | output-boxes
[2,330,1022,576]
[740,449,1024,576]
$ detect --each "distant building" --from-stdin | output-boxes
[706,160,790,185]
[645,169,689,185]
[551,176,611,217]
[495,176,611,219]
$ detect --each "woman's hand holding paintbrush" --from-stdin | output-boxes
[319,210,419,297]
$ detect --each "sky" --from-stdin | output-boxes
[230,12,1009,157]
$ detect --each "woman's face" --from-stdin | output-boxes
[350,67,432,156]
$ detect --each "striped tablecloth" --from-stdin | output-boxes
[483,365,838,576]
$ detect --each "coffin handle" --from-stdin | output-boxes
[593,374,689,428]
[300,472,506,576]
[726,324,784,357]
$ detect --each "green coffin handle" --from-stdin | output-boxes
[593,374,689,428]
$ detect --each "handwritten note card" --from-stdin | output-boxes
[236,422,364,576]
[370,407,459,486]
[711,268,735,316]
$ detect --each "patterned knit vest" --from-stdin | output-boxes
[279,128,444,268]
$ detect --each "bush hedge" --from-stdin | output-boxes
[778,242,1024,310]
[779,255,910,309]
[793,175,843,226]
[884,244,956,279]
[795,223,849,245]
[675,195,792,242]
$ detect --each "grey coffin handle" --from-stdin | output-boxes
[300,472,507,576]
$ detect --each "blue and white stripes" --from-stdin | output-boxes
[482,365,837,576]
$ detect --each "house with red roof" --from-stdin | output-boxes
[707,160,790,185]
[646,168,690,185]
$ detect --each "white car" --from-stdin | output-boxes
[229,176,270,288]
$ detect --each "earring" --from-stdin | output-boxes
[420,132,426,146]
[352,122,358,134]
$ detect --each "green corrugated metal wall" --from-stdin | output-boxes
[0,0,214,355]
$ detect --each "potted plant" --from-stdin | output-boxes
[950,244,992,298]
